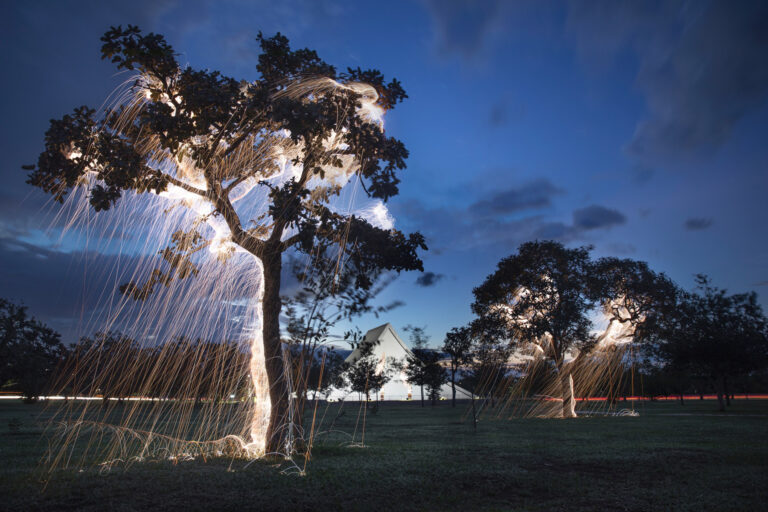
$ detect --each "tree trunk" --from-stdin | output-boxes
[261,252,292,455]
[420,384,424,407]
[561,370,576,418]
[715,376,726,412]
[471,391,477,432]
[451,369,456,408]
[679,392,684,405]
[724,376,731,406]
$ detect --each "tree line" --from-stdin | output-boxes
[3,241,767,414]
[436,241,768,414]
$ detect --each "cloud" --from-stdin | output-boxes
[755,281,768,287]
[469,179,562,216]
[415,271,445,287]
[684,218,714,231]
[572,205,626,230]
[0,237,142,343]
[395,195,627,254]
[423,0,504,57]
[603,242,636,255]
[631,164,655,185]
[488,102,507,127]
[568,1,768,158]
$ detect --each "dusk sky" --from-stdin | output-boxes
[1,0,767,346]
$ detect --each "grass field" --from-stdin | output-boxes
[1,398,766,511]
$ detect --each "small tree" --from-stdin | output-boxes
[442,326,473,407]
[283,253,400,427]
[345,342,391,404]
[305,349,346,400]
[403,325,430,406]
[423,353,448,406]
[464,322,510,407]
[0,299,65,402]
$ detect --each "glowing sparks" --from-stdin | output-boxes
[44,69,398,468]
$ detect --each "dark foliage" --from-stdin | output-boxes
[0,299,65,401]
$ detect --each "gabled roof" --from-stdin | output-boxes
[345,322,414,363]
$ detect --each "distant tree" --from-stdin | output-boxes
[442,326,473,407]
[463,321,510,407]
[0,299,65,402]
[402,325,430,406]
[423,353,448,406]
[305,348,346,400]
[345,341,392,404]
[67,332,138,405]
[25,26,425,453]
[652,275,768,411]
[472,241,599,418]
[64,332,251,403]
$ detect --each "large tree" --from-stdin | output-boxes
[25,26,424,454]
[472,241,598,418]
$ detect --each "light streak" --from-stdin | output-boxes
[42,69,395,469]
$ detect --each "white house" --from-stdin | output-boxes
[326,323,472,401]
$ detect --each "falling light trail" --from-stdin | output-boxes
[43,72,395,470]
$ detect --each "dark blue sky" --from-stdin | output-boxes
[1,0,767,346]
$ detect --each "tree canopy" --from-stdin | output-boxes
[472,241,598,370]
[25,25,425,292]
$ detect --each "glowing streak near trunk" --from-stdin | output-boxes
[247,259,270,456]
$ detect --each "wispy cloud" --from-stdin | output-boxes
[415,271,445,287]
[568,1,768,159]
[684,218,714,231]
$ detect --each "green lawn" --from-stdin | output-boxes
[1,399,766,511]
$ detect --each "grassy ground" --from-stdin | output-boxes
[0,398,766,511]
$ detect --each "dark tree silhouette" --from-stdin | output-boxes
[442,326,473,407]
[0,299,65,401]
[423,353,448,406]
[24,26,425,453]
[402,325,431,406]
[651,275,768,411]
[463,321,510,408]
